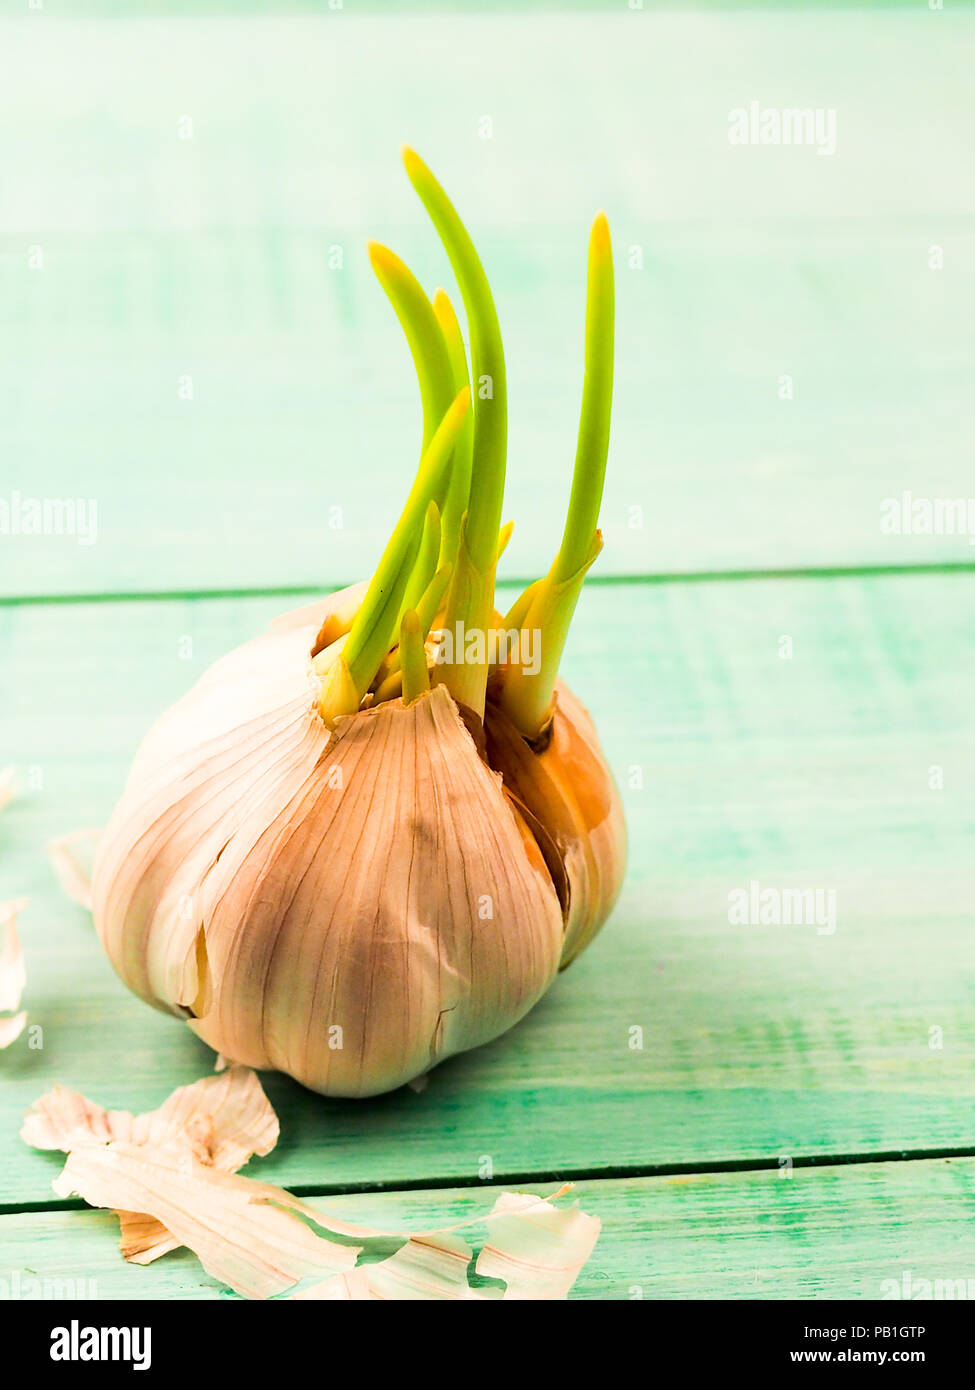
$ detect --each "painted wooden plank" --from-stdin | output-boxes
[1,572,973,1203]
[2,10,974,595]
[4,1157,975,1300]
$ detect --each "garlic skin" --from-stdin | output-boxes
[93,588,572,1097]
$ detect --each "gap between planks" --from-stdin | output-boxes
[4,560,975,609]
[7,1141,975,1219]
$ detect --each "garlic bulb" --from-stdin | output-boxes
[93,150,626,1097]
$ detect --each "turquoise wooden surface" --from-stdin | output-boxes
[2,2,973,1299]
[7,1158,975,1301]
[2,7,974,594]
[2,576,973,1238]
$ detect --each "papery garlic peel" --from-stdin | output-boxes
[93,151,626,1097]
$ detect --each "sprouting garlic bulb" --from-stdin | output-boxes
[92,587,625,1097]
[93,148,627,1098]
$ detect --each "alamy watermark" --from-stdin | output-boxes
[728,880,837,935]
[728,101,837,157]
[880,491,975,544]
[50,1319,150,1371]
[431,622,540,675]
[0,1270,98,1300]
[0,492,97,546]
[881,1270,975,1300]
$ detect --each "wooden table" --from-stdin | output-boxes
[2,2,974,1299]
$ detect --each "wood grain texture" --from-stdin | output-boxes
[5,1158,975,1300]
[1,573,972,1205]
[2,9,974,595]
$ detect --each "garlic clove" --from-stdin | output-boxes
[484,680,627,967]
[92,621,323,1019]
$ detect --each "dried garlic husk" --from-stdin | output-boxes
[23,1067,280,1264]
[92,150,626,1097]
[53,1143,361,1298]
[0,898,28,1049]
[0,779,28,1049]
[53,1133,598,1300]
[47,828,101,910]
[292,1187,600,1301]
